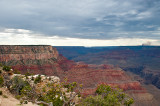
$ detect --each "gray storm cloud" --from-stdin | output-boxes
[0,0,160,40]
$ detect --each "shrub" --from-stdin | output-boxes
[11,76,37,102]
[79,84,134,106]
[13,69,21,74]
[21,85,32,98]
[11,76,30,95]
[3,66,11,72]
[0,63,3,67]
[9,76,81,106]
[38,87,64,106]
[0,90,2,95]
[0,76,4,87]
[25,72,32,79]
[15,95,22,100]
[34,75,41,84]
[79,95,106,106]
[36,81,82,106]
[24,100,28,104]
[31,76,34,80]
[25,72,32,76]
[3,95,8,98]
[20,100,23,104]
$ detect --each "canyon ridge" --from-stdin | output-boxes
[0,45,159,106]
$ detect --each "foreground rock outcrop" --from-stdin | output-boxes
[0,45,158,105]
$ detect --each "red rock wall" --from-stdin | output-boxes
[0,45,59,62]
[0,45,146,96]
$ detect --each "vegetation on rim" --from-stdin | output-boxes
[0,64,134,106]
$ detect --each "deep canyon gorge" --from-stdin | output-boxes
[0,45,160,105]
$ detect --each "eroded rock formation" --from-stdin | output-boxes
[0,45,158,105]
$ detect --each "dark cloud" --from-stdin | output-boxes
[0,0,160,40]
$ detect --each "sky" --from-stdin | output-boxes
[0,0,160,46]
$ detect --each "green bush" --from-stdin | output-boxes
[11,76,30,95]
[9,76,81,106]
[25,72,32,79]
[0,76,4,87]
[11,76,37,102]
[37,87,64,106]
[20,100,23,104]
[3,95,8,98]
[15,95,22,100]
[34,75,41,84]
[13,69,21,74]
[24,100,28,104]
[79,84,134,106]
[0,63,3,67]
[21,85,32,97]
[25,72,32,76]
[3,66,11,72]
[36,81,81,106]
[31,76,34,80]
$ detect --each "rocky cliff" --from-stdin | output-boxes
[0,45,59,75]
[56,46,160,90]
[0,45,158,105]
[0,45,58,61]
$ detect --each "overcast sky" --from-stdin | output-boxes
[0,0,160,46]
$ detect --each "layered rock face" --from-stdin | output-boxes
[55,57,157,105]
[57,46,160,89]
[0,45,59,75]
[57,57,143,91]
[0,45,157,105]
[0,45,58,61]
[0,45,143,90]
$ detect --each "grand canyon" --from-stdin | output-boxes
[56,46,160,88]
[0,45,160,105]
[1,0,160,105]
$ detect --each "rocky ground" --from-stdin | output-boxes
[0,87,37,106]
